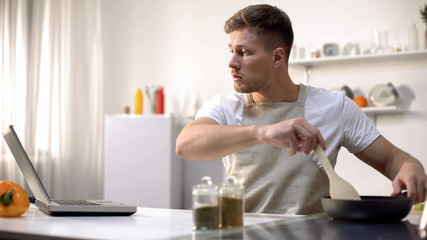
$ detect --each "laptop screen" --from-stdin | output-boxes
[2,125,51,204]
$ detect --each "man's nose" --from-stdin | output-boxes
[228,55,240,70]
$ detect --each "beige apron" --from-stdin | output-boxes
[231,84,329,215]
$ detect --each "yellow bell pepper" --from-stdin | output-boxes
[0,180,30,217]
[414,203,425,211]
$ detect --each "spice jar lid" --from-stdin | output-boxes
[226,176,238,184]
[193,176,218,195]
[219,176,244,194]
[201,176,213,185]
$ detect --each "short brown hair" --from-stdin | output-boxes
[224,4,294,62]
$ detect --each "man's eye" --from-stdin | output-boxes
[237,50,247,56]
[229,49,248,56]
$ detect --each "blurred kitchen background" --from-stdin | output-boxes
[1,0,427,210]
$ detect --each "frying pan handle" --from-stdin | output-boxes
[397,190,407,197]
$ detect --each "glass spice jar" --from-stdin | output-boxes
[192,176,219,230]
[219,176,244,228]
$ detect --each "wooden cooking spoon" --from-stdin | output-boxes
[314,145,361,200]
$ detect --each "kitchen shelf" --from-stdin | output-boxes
[289,50,427,68]
[289,50,427,85]
[288,50,420,119]
[360,106,403,126]
[361,106,403,115]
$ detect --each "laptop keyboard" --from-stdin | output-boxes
[52,200,101,206]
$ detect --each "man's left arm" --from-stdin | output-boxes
[355,135,427,203]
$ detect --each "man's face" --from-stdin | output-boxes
[228,28,273,93]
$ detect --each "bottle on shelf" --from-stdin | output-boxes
[134,87,143,115]
[408,23,419,51]
[156,87,164,114]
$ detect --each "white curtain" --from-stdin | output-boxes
[1,0,103,199]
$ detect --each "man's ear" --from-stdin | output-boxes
[272,47,285,68]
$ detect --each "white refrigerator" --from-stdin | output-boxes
[103,114,182,208]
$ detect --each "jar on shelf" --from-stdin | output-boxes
[192,176,219,230]
[219,176,244,228]
[369,82,400,107]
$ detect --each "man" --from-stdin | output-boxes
[176,4,426,214]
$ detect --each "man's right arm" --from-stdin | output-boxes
[175,117,326,161]
[175,117,259,161]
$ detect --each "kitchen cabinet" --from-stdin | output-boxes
[289,50,427,116]
[103,114,182,208]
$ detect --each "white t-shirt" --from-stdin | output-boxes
[196,85,380,172]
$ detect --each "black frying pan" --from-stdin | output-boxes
[321,196,413,222]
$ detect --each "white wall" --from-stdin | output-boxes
[102,0,427,208]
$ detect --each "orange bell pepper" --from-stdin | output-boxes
[0,180,30,217]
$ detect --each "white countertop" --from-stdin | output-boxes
[1,205,422,240]
[0,205,293,240]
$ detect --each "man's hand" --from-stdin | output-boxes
[256,118,326,156]
[391,161,427,203]
[355,136,427,204]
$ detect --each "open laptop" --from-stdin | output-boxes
[2,125,137,216]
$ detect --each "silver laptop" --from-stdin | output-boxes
[2,125,137,216]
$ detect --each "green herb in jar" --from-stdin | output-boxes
[193,205,219,230]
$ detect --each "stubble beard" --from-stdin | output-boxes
[233,78,267,94]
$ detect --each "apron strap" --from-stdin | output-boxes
[242,93,254,108]
[241,84,307,107]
